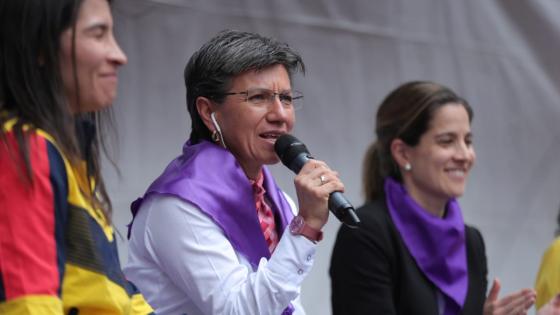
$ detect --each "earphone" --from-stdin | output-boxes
[210,112,227,149]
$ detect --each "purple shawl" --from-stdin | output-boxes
[384,177,468,315]
[129,140,295,314]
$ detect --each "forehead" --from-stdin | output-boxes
[428,103,471,133]
[229,64,291,89]
[75,0,112,26]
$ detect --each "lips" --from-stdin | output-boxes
[259,131,285,140]
[445,168,468,178]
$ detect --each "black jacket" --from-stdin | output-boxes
[330,199,488,314]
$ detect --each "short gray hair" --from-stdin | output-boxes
[184,29,305,143]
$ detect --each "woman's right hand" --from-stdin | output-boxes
[293,159,345,231]
[483,278,536,315]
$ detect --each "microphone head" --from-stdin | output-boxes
[274,134,310,169]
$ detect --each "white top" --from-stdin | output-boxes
[124,194,316,315]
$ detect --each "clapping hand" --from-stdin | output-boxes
[483,278,536,315]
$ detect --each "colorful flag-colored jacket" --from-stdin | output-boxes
[0,117,153,315]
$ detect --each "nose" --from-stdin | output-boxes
[108,35,128,66]
[454,141,474,162]
[266,94,292,123]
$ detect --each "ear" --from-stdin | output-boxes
[196,96,216,132]
[390,138,411,170]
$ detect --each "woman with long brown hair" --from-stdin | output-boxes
[330,81,537,315]
[0,0,152,313]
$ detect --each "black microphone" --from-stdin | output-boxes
[274,134,360,228]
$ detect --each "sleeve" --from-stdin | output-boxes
[329,211,397,315]
[472,227,488,296]
[141,194,315,315]
[128,282,155,315]
[535,238,560,310]
[0,131,68,314]
[464,225,488,313]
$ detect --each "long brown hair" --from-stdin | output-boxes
[0,0,115,222]
[363,81,473,201]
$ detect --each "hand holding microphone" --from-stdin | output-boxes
[275,134,360,228]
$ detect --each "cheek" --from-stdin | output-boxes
[286,111,296,131]
[469,150,476,166]
[59,52,75,92]
[60,62,74,93]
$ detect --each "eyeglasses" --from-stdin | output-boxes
[223,88,304,110]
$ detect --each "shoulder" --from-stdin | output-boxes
[547,237,560,252]
[1,120,67,186]
[542,237,560,260]
[351,198,395,237]
[2,118,60,149]
[2,119,67,167]
[355,199,391,225]
[464,224,485,249]
[333,198,396,252]
[464,224,488,277]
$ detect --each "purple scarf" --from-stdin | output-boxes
[384,177,468,315]
[129,140,295,315]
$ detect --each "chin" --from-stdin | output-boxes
[266,159,281,166]
[448,188,465,199]
[264,155,281,166]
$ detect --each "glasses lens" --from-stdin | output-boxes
[278,93,293,105]
[244,89,303,110]
[291,91,303,110]
[246,89,270,106]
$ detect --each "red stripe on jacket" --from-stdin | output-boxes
[0,131,60,300]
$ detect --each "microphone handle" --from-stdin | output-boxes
[329,192,360,228]
[289,154,360,228]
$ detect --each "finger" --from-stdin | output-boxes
[315,168,344,187]
[503,294,535,314]
[496,289,534,308]
[322,177,345,194]
[496,289,535,314]
[299,159,329,174]
[295,165,326,187]
[302,164,331,182]
[315,168,340,185]
[487,278,501,303]
[553,293,560,307]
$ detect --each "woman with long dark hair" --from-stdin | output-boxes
[0,0,152,313]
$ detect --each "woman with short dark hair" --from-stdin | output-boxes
[125,30,344,315]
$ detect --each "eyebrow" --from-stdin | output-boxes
[249,88,292,92]
[84,22,110,33]
[434,131,472,138]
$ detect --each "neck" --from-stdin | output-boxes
[403,183,446,217]
[241,163,262,181]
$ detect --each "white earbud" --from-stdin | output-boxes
[210,112,227,149]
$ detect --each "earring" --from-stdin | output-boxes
[211,130,220,143]
[404,163,412,171]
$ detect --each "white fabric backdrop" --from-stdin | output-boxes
[105,1,560,314]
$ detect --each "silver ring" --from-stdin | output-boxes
[320,175,326,185]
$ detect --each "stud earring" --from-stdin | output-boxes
[404,163,412,171]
